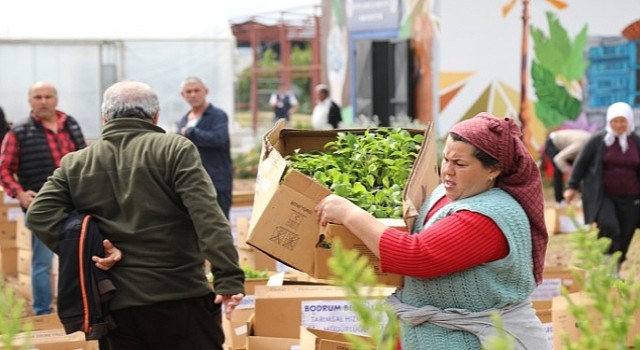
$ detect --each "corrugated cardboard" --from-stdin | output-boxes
[314,222,406,286]
[4,314,98,350]
[247,120,438,284]
[16,215,32,250]
[246,335,299,350]
[1,246,17,276]
[245,314,299,350]
[299,327,375,350]
[552,291,640,349]
[253,284,394,339]
[531,266,584,310]
[0,221,17,246]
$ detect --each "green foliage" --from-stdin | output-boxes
[242,265,270,280]
[233,141,261,179]
[530,12,589,81]
[0,277,31,350]
[235,45,314,113]
[206,265,270,282]
[287,128,424,218]
[559,207,640,350]
[327,239,399,350]
[532,61,582,128]
[260,48,280,70]
[530,12,588,128]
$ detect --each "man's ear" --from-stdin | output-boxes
[151,113,160,125]
[102,115,109,124]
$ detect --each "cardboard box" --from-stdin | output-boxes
[544,206,589,234]
[299,327,375,350]
[253,284,394,339]
[0,187,20,205]
[0,221,17,246]
[18,248,32,275]
[245,314,299,350]
[0,204,24,222]
[4,314,98,350]
[531,266,584,309]
[1,245,17,276]
[247,121,438,284]
[552,291,640,349]
[314,221,406,286]
[16,215,32,250]
[246,335,299,350]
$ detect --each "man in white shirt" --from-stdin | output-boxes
[311,84,341,130]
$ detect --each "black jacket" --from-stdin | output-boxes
[567,131,640,224]
[57,212,116,340]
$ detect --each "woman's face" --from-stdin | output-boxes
[609,116,628,135]
[440,136,501,201]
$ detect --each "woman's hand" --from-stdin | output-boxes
[315,194,360,226]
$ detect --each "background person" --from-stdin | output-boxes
[0,106,9,142]
[25,81,244,349]
[542,128,591,204]
[315,113,549,349]
[564,101,640,265]
[0,81,86,315]
[177,76,233,218]
[269,82,298,125]
[311,84,342,130]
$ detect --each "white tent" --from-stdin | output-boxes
[0,0,236,139]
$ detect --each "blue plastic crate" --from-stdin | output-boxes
[588,74,630,90]
[588,60,631,75]
[589,42,634,59]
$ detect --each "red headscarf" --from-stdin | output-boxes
[450,112,547,285]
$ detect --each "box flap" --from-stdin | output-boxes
[249,120,289,234]
[403,122,438,231]
[247,171,331,273]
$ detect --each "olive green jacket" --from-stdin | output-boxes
[26,118,244,310]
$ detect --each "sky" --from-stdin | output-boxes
[222,0,320,21]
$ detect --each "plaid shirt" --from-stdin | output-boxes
[0,111,79,197]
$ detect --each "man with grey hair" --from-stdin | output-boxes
[26,80,245,349]
[177,76,233,218]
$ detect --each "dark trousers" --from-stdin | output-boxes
[217,189,232,220]
[100,293,224,350]
[544,138,564,203]
[596,194,640,263]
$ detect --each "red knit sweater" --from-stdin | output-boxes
[379,196,509,278]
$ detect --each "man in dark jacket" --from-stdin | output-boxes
[26,80,244,349]
[177,76,233,218]
[0,81,86,315]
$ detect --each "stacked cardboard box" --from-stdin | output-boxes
[528,265,586,348]
[552,290,640,349]
[299,327,375,350]
[0,188,23,278]
[245,284,394,348]
[1,313,98,350]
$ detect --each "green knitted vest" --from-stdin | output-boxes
[397,185,536,350]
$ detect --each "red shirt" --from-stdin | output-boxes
[0,112,79,197]
[379,195,509,278]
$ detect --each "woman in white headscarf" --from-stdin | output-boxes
[565,102,640,264]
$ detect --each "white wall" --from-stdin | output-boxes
[436,0,640,136]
